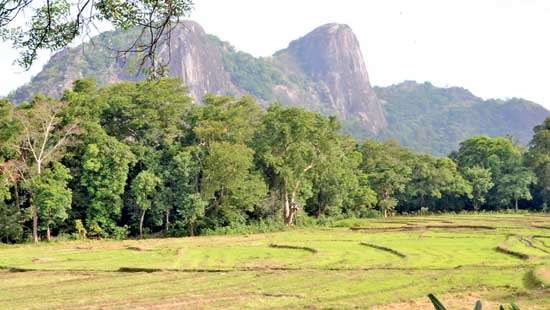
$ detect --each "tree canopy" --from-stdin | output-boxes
[0,78,547,243]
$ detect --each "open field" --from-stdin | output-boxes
[0,214,549,309]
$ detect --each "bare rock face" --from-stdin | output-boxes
[273,23,387,133]
[162,21,241,102]
[11,21,387,135]
[9,21,550,154]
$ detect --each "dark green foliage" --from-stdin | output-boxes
[0,203,24,242]
[28,162,72,240]
[0,79,548,242]
[452,136,537,210]
[0,174,24,242]
[131,170,161,238]
[80,131,135,236]
[526,118,550,205]
[211,36,285,101]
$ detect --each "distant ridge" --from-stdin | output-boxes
[10,21,549,154]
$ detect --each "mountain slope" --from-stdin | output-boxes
[375,81,549,155]
[270,23,386,133]
[9,21,549,154]
[12,21,387,134]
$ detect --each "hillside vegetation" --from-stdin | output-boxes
[9,23,548,155]
[375,81,549,155]
[1,79,549,243]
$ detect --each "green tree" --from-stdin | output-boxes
[100,79,192,148]
[194,95,263,146]
[407,156,471,211]
[256,105,342,224]
[452,136,526,209]
[202,141,267,226]
[452,136,521,172]
[154,148,202,235]
[526,118,550,206]
[360,140,413,217]
[80,130,135,235]
[100,79,193,233]
[463,166,493,210]
[11,98,79,243]
[497,160,537,210]
[0,100,19,161]
[28,162,72,241]
[307,137,376,218]
[131,170,161,238]
[0,100,25,242]
[192,95,266,229]
[174,193,207,236]
[0,171,24,242]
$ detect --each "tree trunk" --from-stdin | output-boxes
[288,210,296,225]
[515,198,518,211]
[139,209,146,239]
[283,187,291,224]
[14,183,20,212]
[382,190,390,216]
[46,225,51,241]
[165,209,170,233]
[287,189,300,225]
[32,208,39,243]
[33,161,43,244]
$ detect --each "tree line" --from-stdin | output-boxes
[0,79,548,243]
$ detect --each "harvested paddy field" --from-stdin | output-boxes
[0,214,548,309]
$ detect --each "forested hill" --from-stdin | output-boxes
[374,81,550,155]
[8,21,549,155]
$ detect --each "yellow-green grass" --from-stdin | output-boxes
[0,214,548,309]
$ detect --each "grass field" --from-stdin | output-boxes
[0,214,549,309]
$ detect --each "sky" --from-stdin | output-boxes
[1,0,549,109]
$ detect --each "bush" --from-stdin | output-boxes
[112,225,129,240]
[202,219,286,236]
[74,219,87,239]
[358,208,383,218]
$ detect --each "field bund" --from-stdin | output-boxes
[0,214,549,309]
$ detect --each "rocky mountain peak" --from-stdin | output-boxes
[11,21,389,135]
[276,23,387,133]
[162,21,240,102]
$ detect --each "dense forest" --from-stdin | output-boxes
[0,79,549,243]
